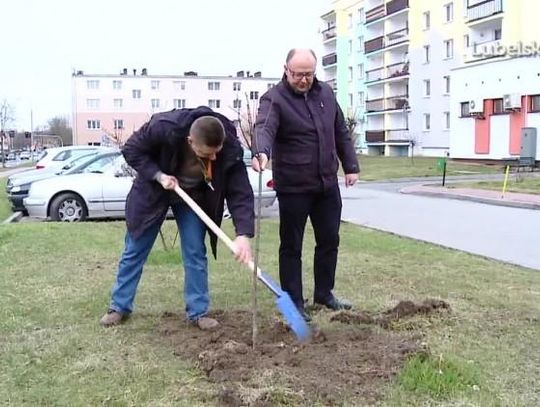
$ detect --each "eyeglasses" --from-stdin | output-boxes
[286,67,315,80]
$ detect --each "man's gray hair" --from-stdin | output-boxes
[285,48,317,64]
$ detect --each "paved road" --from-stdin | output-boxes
[340,180,540,271]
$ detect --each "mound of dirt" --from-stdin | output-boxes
[157,299,448,405]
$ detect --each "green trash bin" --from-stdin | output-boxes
[436,158,447,172]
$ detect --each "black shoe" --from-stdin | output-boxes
[315,297,352,311]
[298,308,312,323]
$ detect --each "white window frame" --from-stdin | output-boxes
[113,98,123,108]
[443,75,450,94]
[444,39,454,59]
[444,2,453,23]
[86,80,99,90]
[423,80,431,97]
[424,45,430,63]
[424,113,431,131]
[114,119,124,130]
[174,99,186,109]
[151,80,160,90]
[444,112,450,130]
[233,82,241,91]
[86,99,100,109]
[208,99,221,108]
[208,81,221,91]
[423,11,430,30]
[132,89,141,99]
[151,98,160,108]
[112,80,122,90]
[87,119,101,129]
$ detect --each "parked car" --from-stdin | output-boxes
[24,150,276,222]
[6,149,119,212]
[34,145,108,170]
[19,151,31,160]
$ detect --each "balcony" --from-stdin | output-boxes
[366,130,385,143]
[467,0,503,23]
[365,36,384,53]
[386,0,409,16]
[366,4,385,23]
[322,25,336,41]
[326,78,337,91]
[366,95,408,112]
[366,62,409,83]
[365,129,410,143]
[322,52,337,67]
[386,27,409,48]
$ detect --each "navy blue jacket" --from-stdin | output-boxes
[122,107,255,257]
[253,76,359,193]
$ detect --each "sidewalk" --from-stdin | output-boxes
[401,184,540,210]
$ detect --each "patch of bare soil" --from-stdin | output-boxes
[157,299,450,406]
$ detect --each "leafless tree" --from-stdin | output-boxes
[47,116,73,146]
[0,99,15,167]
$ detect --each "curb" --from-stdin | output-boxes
[400,189,540,210]
[2,211,23,224]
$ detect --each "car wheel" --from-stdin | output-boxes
[50,193,87,222]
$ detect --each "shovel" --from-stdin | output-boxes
[173,184,310,342]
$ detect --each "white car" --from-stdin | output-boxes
[24,154,276,222]
[34,146,110,171]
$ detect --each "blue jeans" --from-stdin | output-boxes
[109,202,209,321]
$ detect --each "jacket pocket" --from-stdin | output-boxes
[279,152,312,165]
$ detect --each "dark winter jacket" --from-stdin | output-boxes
[122,106,255,257]
[253,76,359,193]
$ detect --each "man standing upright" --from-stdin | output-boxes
[252,48,360,321]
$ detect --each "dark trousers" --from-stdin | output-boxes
[277,184,342,309]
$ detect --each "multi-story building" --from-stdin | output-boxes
[71,69,279,146]
[321,0,367,151]
[450,0,540,161]
[363,0,411,156]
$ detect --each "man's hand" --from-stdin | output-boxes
[232,235,252,264]
[157,173,178,190]
[344,173,358,187]
[251,153,268,172]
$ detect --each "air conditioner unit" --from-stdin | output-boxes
[469,98,484,114]
[503,93,521,110]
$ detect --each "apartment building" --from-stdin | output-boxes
[450,0,540,161]
[321,0,367,151]
[71,69,279,146]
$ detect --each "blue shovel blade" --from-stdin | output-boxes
[275,293,311,342]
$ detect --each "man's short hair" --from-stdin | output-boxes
[190,116,225,147]
[285,48,318,64]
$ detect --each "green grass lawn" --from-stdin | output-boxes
[0,178,11,221]
[345,156,504,181]
[450,176,540,195]
[1,220,539,405]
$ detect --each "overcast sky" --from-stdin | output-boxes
[1,0,329,130]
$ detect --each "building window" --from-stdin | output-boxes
[113,80,122,90]
[267,83,275,89]
[348,40,353,54]
[423,11,430,30]
[208,99,221,108]
[493,98,504,114]
[358,91,365,108]
[233,82,241,91]
[233,99,242,109]
[87,80,99,89]
[348,66,353,81]
[443,75,450,94]
[358,63,364,79]
[87,120,101,129]
[530,95,540,112]
[444,2,453,22]
[132,89,141,99]
[358,36,364,52]
[151,99,160,108]
[444,112,450,129]
[174,99,186,109]
[114,119,124,130]
[151,80,160,90]
[460,102,470,117]
[424,114,431,130]
[444,39,454,58]
[494,28,502,40]
[464,34,470,48]
[173,81,186,91]
[208,81,220,91]
[86,99,100,109]
[424,45,430,63]
[113,98,123,108]
[249,91,259,100]
[348,13,352,28]
[423,80,431,97]
[358,7,365,23]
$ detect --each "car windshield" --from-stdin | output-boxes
[80,154,118,174]
[58,153,98,173]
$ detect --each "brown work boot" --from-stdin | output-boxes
[99,310,125,327]
[195,316,219,330]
